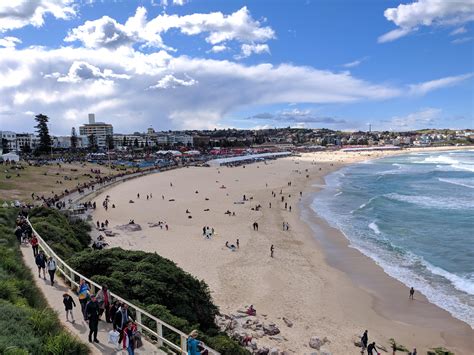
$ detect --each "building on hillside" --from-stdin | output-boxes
[79,113,113,149]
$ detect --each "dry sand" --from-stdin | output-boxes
[92,147,474,354]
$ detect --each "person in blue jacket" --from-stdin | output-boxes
[187,330,203,355]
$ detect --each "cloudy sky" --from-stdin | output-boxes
[0,0,473,134]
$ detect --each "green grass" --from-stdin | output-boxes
[0,208,88,354]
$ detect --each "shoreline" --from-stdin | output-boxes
[88,146,473,354]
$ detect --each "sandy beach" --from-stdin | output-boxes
[91,146,474,354]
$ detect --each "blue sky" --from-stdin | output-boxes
[0,0,472,134]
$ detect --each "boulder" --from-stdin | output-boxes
[309,337,323,350]
[257,347,269,355]
[319,348,332,355]
[116,223,142,232]
[269,348,279,355]
[282,317,293,328]
[263,323,280,336]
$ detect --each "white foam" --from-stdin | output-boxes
[385,193,474,210]
[334,191,343,197]
[438,178,474,189]
[368,221,381,235]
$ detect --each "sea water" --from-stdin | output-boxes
[311,150,474,327]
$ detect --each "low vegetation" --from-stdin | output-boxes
[30,207,248,354]
[0,208,88,354]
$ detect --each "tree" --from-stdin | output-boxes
[134,138,139,148]
[88,134,97,152]
[70,127,78,150]
[34,113,52,154]
[1,138,10,154]
[122,136,127,148]
[21,143,31,154]
[106,135,114,150]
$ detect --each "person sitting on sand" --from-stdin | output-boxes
[246,305,256,316]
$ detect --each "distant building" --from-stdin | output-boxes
[79,113,113,148]
[0,131,17,152]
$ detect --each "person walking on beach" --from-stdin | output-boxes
[46,256,57,286]
[63,293,76,323]
[409,287,415,300]
[360,330,368,353]
[270,245,274,258]
[236,239,239,249]
[35,250,46,279]
[367,342,379,355]
[86,294,100,343]
[30,234,39,257]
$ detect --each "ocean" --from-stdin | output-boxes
[311,149,474,327]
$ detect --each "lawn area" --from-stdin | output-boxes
[0,162,130,203]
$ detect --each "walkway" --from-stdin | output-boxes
[20,244,164,355]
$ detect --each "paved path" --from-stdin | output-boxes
[20,244,164,355]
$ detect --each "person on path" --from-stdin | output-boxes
[236,239,240,249]
[270,245,274,258]
[14,226,23,244]
[96,284,111,322]
[78,279,91,320]
[46,256,57,286]
[86,294,100,343]
[63,293,76,323]
[409,287,415,300]
[122,321,136,355]
[187,330,203,355]
[35,250,46,279]
[361,330,368,353]
[30,234,39,257]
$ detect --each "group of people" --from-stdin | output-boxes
[202,226,215,239]
[360,330,417,355]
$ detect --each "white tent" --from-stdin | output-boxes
[1,152,20,162]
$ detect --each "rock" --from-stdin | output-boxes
[269,348,279,355]
[280,351,290,355]
[263,323,280,336]
[257,347,269,355]
[254,330,265,338]
[309,337,323,350]
[282,317,293,327]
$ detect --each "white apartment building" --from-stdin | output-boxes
[79,114,113,148]
[0,131,17,151]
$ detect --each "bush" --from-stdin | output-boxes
[44,332,89,355]
[0,208,89,354]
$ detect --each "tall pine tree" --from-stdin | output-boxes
[71,127,78,150]
[34,114,52,154]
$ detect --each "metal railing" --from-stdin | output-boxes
[27,218,219,355]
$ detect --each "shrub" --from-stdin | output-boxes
[44,332,89,355]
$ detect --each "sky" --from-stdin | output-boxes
[0,0,473,135]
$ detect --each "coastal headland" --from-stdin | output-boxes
[91,147,474,354]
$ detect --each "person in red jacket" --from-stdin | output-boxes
[122,321,137,355]
[30,234,39,257]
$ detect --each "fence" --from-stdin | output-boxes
[27,219,219,355]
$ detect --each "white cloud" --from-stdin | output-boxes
[450,26,467,35]
[388,108,442,129]
[148,74,197,89]
[65,6,274,55]
[342,57,369,68]
[378,28,412,43]
[65,16,136,49]
[0,36,22,48]
[0,0,76,32]
[55,61,131,83]
[209,45,227,53]
[237,43,270,59]
[379,0,474,42]
[161,0,188,6]
[452,36,473,44]
[409,73,473,95]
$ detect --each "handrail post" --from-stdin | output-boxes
[180,334,187,354]
[157,321,163,347]
[136,310,142,332]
